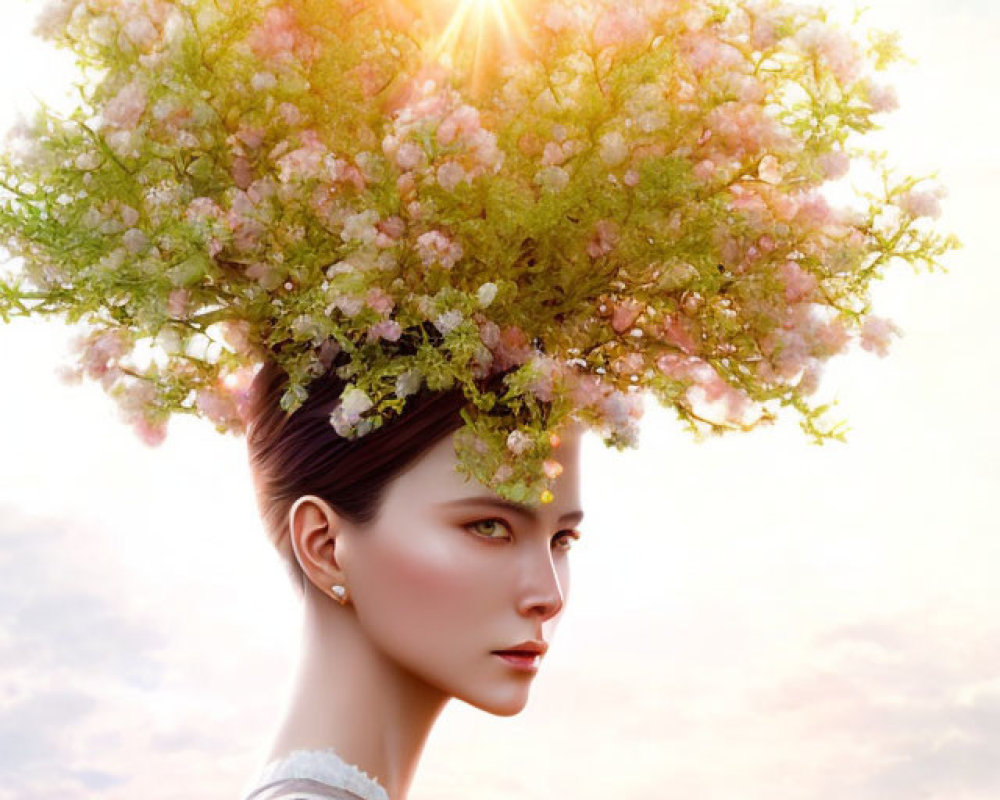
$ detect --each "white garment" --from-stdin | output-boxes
[242,747,391,800]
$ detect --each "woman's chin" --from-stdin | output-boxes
[461,685,532,717]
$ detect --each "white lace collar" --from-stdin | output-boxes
[249,747,391,800]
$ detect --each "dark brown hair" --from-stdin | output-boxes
[246,349,508,596]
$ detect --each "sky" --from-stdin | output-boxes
[0,1,997,799]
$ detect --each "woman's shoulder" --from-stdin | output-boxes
[241,748,390,800]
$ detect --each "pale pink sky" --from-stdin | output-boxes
[0,1,996,799]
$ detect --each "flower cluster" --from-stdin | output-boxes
[0,0,959,505]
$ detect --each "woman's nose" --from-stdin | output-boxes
[516,549,566,620]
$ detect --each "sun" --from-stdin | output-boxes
[424,0,533,96]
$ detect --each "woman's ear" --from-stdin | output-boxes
[287,495,346,594]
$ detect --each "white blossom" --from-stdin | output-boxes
[476,282,497,308]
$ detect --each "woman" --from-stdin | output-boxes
[0,2,953,797]
[240,357,585,800]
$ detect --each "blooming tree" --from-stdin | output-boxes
[0,0,959,504]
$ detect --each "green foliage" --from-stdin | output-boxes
[0,0,960,504]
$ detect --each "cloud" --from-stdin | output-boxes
[0,510,168,681]
[750,612,1000,800]
[0,510,170,799]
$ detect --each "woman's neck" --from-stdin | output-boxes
[264,586,449,800]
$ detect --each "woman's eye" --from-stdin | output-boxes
[466,520,581,550]
[466,518,512,540]
[553,530,581,552]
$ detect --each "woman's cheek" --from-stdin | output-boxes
[360,526,489,643]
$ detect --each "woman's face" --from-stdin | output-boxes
[336,423,585,716]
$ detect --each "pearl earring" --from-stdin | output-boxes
[330,584,348,604]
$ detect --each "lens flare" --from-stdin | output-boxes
[424,0,532,96]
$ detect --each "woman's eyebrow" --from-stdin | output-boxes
[438,497,584,525]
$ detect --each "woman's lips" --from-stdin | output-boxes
[493,651,541,671]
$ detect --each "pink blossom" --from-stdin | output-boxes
[527,354,558,401]
[122,228,148,253]
[491,463,515,486]
[542,3,587,34]
[795,20,862,85]
[492,324,533,371]
[750,10,781,50]
[819,150,850,180]
[612,352,645,375]
[659,315,697,355]
[863,80,899,113]
[365,287,395,315]
[308,340,337,373]
[167,287,191,317]
[898,189,942,219]
[377,216,406,240]
[797,360,823,396]
[780,261,817,303]
[122,13,160,50]
[597,389,644,442]
[102,79,147,130]
[120,205,140,227]
[227,200,266,254]
[794,191,833,227]
[623,169,640,187]
[346,59,387,99]
[691,368,751,421]
[477,318,501,349]
[328,292,365,318]
[682,32,744,73]
[416,230,463,270]
[248,6,317,65]
[587,219,620,259]
[705,103,785,159]
[611,298,645,333]
[367,320,403,343]
[656,352,695,381]
[220,320,255,356]
[33,0,76,40]
[542,141,569,166]
[275,131,326,184]
[542,459,564,479]
[771,328,810,379]
[186,197,224,224]
[116,377,156,418]
[235,126,266,150]
[437,161,468,191]
[232,156,254,190]
[693,159,716,182]
[79,330,128,380]
[394,141,425,171]
[436,104,481,146]
[133,415,168,447]
[568,373,605,408]
[860,315,900,357]
[593,6,648,49]
[812,317,851,357]
[341,162,367,192]
[55,363,83,385]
